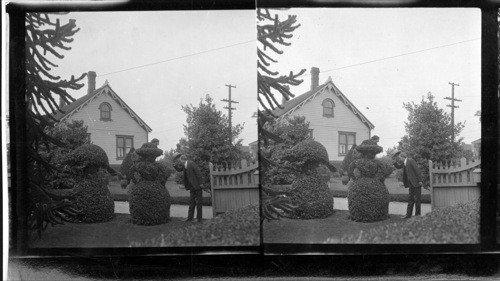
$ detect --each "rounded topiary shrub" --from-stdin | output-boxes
[284,140,330,174]
[347,176,389,222]
[73,169,115,223]
[129,180,171,225]
[289,175,334,219]
[65,144,110,175]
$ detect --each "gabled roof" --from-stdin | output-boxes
[53,83,152,133]
[272,81,375,130]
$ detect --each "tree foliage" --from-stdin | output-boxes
[398,92,465,187]
[20,13,87,242]
[257,9,305,221]
[261,116,312,185]
[176,95,246,187]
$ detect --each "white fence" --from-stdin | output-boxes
[428,157,480,209]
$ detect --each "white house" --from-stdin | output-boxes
[53,71,152,169]
[272,67,374,167]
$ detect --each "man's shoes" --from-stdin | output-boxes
[197,219,203,223]
[401,215,411,219]
[183,218,193,222]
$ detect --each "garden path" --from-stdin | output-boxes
[334,197,431,216]
[114,202,214,219]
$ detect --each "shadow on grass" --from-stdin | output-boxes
[29,214,203,248]
[263,210,403,244]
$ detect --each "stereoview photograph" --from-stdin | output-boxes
[8,10,259,250]
[259,8,481,244]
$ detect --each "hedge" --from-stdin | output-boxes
[337,200,479,243]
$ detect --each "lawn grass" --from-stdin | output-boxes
[29,214,196,248]
[263,210,402,244]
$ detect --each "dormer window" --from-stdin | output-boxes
[99,102,112,121]
[322,98,335,118]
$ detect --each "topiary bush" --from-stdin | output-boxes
[128,142,171,225]
[72,169,115,223]
[347,139,389,222]
[347,176,389,222]
[129,180,171,225]
[283,140,330,175]
[61,144,115,223]
[65,144,110,176]
[289,175,334,219]
[282,140,335,219]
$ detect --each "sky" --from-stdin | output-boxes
[262,8,481,154]
[43,10,257,152]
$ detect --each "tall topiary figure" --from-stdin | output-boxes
[283,140,334,219]
[64,144,115,223]
[128,143,171,225]
[347,139,389,222]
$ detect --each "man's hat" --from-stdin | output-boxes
[151,138,159,143]
[173,153,182,160]
[392,150,401,159]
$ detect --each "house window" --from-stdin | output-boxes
[308,129,314,138]
[322,99,335,118]
[116,135,133,159]
[99,102,112,121]
[339,132,356,156]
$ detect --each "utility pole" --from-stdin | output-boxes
[444,82,461,142]
[221,84,238,143]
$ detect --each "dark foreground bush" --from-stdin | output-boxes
[289,175,334,219]
[129,181,171,225]
[337,200,479,244]
[347,177,389,222]
[73,170,115,223]
[132,204,259,247]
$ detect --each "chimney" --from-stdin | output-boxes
[310,67,320,91]
[87,71,96,95]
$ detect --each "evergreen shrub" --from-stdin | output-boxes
[65,144,109,175]
[346,140,389,222]
[129,180,171,225]
[347,176,389,222]
[289,175,334,219]
[284,140,329,174]
[73,169,115,223]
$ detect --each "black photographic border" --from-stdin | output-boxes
[5,0,499,272]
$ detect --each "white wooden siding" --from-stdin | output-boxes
[67,92,148,165]
[287,87,370,161]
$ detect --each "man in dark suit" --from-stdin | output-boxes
[393,151,423,219]
[174,154,203,222]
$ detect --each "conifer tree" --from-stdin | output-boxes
[15,13,86,248]
[257,9,306,221]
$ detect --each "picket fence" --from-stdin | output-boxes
[209,159,259,217]
[428,157,480,209]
